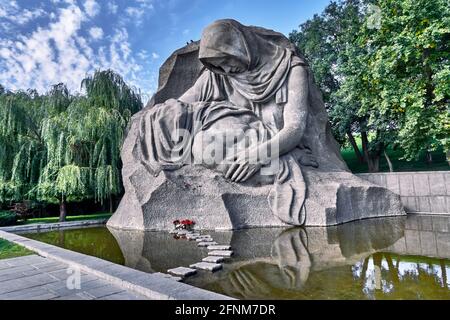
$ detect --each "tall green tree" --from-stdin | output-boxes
[290,0,449,172]
[0,89,45,203]
[0,70,142,221]
[363,0,449,161]
[35,70,142,220]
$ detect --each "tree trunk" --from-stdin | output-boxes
[361,130,370,162]
[109,194,114,213]
[425,150,433,165]
[59,196,67,222]
[347,131,364,164]
[384,149,394,172]
[361,131,383,173]
[367,154,381,173]
[385,254,399,284]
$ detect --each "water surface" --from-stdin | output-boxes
[23,215,450,300]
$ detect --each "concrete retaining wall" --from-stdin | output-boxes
[357,171,450,214]
[0,219,109,233]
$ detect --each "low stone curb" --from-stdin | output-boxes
[0,230,233,300]
[0,219,109,233]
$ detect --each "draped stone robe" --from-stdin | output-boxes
[137,19,317,226]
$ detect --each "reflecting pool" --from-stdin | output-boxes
[23,214,450,300]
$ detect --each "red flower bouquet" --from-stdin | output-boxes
[173,218,195,230]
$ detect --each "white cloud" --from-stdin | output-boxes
[137,50,149,60]
[136,0,154,10]
[9,1,19,10]
[89,26,103,40]
[16,8,46,24]
[125,7,145,20]
[0,1,147,96]
[83,0,100,18]
[0,1,46,25]
[124,0,154,26]
[151,52,159,59]
[107,1,118,14]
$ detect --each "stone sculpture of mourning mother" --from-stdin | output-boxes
[107,19,404,231]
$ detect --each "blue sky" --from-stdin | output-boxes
[0,0,330,102]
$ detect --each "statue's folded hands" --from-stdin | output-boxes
[221,153,263,183]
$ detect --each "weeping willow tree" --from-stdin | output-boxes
[1,70,142,221]
[81,70,141,211]
[35,71,142,220]
[0,89,45,205]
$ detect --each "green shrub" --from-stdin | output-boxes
[0,211,18,227]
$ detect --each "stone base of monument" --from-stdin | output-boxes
[107,163,405,231]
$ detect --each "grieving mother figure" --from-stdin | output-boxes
[138,19,318,226]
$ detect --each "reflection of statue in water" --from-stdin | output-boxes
[272,228,311,289]
[222,229,312,299]
[108,19,404,231]
[213,217,406,299]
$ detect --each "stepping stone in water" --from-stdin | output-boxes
[202,256,225,263]
[207,245,231,251]
[169,230,178,234]
[209,250,234,257]
[196,238,214,242]
[177,230,189,235]
[196,235,211,239]
[167,267,197,278]
[186,234,201,240]
[198,241,218,247]
[190,262,223,272]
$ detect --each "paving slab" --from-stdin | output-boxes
[209,250,234,257]
[202,256,225,263]
[0,286,58,300]
[45,279,111,297]
[0,271,62,295]
[51,292,94,300]
[83,284,125,299]
[99,291,145,300]
[0,255,147,300]
[189,262,223,272]
[167,267,197,278]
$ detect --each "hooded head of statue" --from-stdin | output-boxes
[198,20,251,75]
[198,19,305,103]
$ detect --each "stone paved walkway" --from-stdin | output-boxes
[0,255,148,300]
[0,230,232,300]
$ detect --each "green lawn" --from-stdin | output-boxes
[0,239,34,260]
[23,212,112,225]
[341,145,449,173]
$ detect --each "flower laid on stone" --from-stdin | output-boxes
[173,218,196,231]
